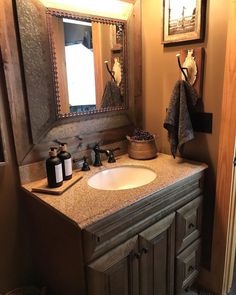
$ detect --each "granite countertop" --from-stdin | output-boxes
[22,153,207,229]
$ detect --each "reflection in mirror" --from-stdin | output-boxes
[47,9,127,118]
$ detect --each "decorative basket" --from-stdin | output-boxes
[126,136,157,160]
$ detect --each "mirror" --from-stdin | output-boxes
[15,0,136,144]
[46,9,127,118]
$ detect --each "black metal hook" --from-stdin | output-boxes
[104,60,116,83]
[176,54,189,83]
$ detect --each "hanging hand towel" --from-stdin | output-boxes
[163,80,198,158]
[100,81,123,108]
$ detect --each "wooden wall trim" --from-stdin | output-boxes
[133,0,142,127]
[0,0,32,164]
[200,0,236,293]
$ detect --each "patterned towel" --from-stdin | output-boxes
[100,81,123,108]
[164,80,198,158]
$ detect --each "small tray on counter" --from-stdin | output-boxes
[31,171,83,195]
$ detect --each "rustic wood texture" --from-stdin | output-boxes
[139,213,175,295]
[88,214,175,295]
[176,196,203,254]
[87,236,139,295]
[31,170,83,195]
[201,1,236,294]
[176,239,201,294]
[16,0,56,143]
[84,176,203,294]
[0,0,32,163]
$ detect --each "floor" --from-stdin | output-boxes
[187,259,236,295]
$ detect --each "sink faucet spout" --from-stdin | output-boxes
[93,144,120,166]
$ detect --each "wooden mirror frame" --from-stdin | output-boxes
[0,0,142,171]
[15,0,132,144]
[46,8,128,119]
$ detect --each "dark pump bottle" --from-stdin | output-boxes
[46,147,63,188]
[58,143,72,180]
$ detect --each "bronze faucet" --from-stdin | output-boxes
[93,144,120,166]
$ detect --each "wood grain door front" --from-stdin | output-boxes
[87,236,139,295]
[176,196,202,254]
[139,213,175,295]
[175,239,201,294]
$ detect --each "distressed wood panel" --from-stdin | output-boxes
[0,0,32,163]
[87,236,139,295]
[16,0,56,143]
[139,213,175,295]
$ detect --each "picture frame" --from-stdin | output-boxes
[162,0,206,45]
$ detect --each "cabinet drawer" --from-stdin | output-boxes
[176,196,202,253]
[175,239,201,294]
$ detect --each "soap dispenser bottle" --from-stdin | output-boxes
[58,143,72,180]
[46,147,63,188]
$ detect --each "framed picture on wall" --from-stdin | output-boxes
[162,0,206,45]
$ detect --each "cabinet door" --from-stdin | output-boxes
[139,213,175,295]
[87,236,139,295]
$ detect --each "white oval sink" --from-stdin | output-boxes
[87,165,156,190]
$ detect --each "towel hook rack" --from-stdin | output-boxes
[104,60,116,83]
[176,54,188,83]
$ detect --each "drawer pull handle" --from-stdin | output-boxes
[188,223,195,229]
[184,286,190,292]
[141,247,148,254]
[188,265,194,272]
[134,252,141,259]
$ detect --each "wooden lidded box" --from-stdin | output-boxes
[126,136,157,160]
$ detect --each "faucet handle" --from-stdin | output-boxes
[107,147,120,163]
[93,144,103,166]
[81,156,90,171]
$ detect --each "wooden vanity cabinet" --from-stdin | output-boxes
[87,213,176,295]
[85,173,204,295]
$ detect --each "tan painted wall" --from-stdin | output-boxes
[142,0,228,163]
[142,0,229,266]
